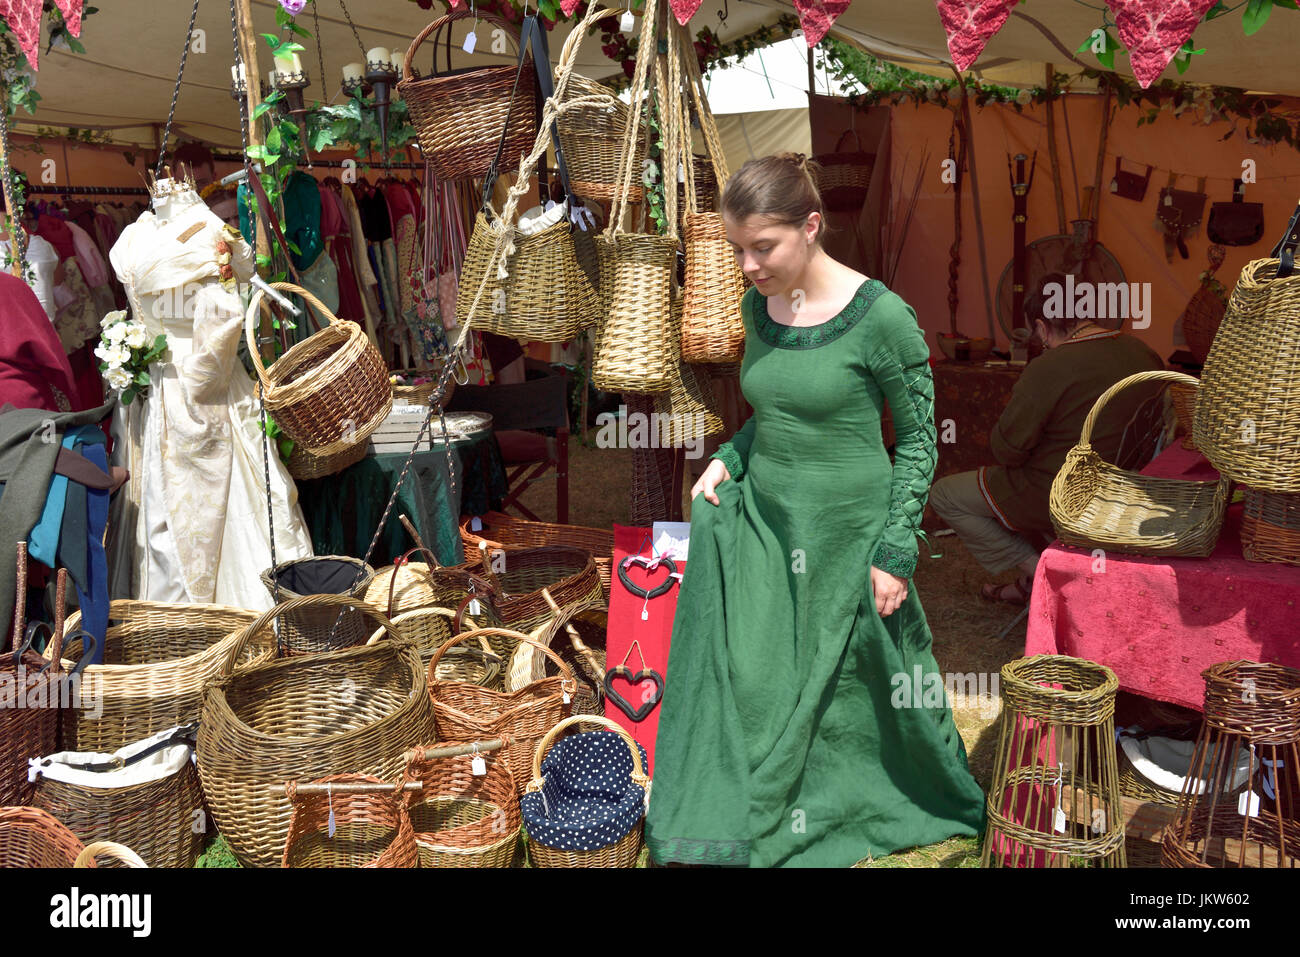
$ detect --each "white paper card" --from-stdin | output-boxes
[469,598,481,616]
[471,755,487,776]
[463,31,477,54]
[651,521,691,561]
[470,516,483,531]
[620,10,635,32]
[1239,791,1261,817]
[1053,807,1067,833]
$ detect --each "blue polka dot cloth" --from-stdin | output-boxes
[521,729,650,851]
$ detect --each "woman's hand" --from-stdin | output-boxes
[871,565,909,618]
[690,458,731,505]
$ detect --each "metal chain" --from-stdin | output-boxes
[156,0,203,179]
[0,105,28,280]
[312,1,326,97]
[337,0,368,58]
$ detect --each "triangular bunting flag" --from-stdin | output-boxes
[935,0,1018,73]
[52,0,82,37]
[669,0,704,26]
[0,0,43,71]
[793,0,851,47]
[1105,0,1217,88]
[561,0,583,16]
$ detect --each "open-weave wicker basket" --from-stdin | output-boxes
[1049,370,1230,557]
[53,600,261,754]
[399,10,536,181]
[505,593,607,718]
[524,715,649,868]
[197,595,435,868]
[245,282,392,456]
[460,511,614,595]
[428,628,576,794]
[0,806,85,868]
[282,774,418,868]
[1241,487,1300,566]
[1193,257,1300,492]
[259,556,378,656]
[557,74,646,204]
[591,233,679,394]
[470,544,604,638]
[403,742,520,867]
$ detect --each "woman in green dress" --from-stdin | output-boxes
[646,153,986,867]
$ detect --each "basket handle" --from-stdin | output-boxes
[834,127,863,154]
[364,606,480,645]
[74,841,148,868]
[427,626,575,689]
[403,9,524,79]
[1077,369,1198,449]
[385,546,446,619]
[242,281,345,386]
[556,7,622,73]
[525,714,648,793]
[219,594,400,678]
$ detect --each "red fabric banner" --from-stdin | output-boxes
[793,0,851,47]
[669,0,703,26]
[0,0,42,71]
[935,0,1019,73]
[1105,0,1217,89]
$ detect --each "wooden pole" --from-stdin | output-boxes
[232,0,270,263]
[1089,84,1113,224]
[1043,63,1067,235]
[956,71,998,342]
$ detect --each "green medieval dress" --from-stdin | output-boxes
[645,279,986,867]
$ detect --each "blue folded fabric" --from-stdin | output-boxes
[27,432,77,566]
[520,730,648,851]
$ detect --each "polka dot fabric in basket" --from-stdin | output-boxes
[521,730,650,851]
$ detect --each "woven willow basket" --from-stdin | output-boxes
[403,744,520,867]
[591,233,678,393]
[196,596,435,869]
[557,74,646,203]
[285,433,369,480]
[399,10,536,180]
[1193,257,1300,491]
[366,547,495,620]
[1050,370,1231,557]
[2,633,65,806]
[1169,381,1199,451]
[0,806,85,868]
[505,594,607,718]
[1241,487,1300,566]
[259,557,378,656]
[524,715,649,868]
[475,544,604,639]
[53,601,261,754]
[457,209,599,343]
[245,283,392,455]
[655,297,725,445]
[73,840,148,868]
[460,511,614,595]
[282,774,418,868]
[680,211,745,363]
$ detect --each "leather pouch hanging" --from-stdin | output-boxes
[1109,157,1153,202]
[1155,174,1208,261]
[1207,178,1265,247]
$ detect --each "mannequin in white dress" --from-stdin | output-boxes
[106,175,314,609]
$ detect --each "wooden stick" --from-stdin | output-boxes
[232,0,269,264]
[476,540,505,597]
[49,568,68,665]
[398,514,433,561]
[272,781,423,795]
[956,70,998,342]
[1089,85,1114,224]
[1043,63,1068,235]
[10,542,27,651]
[406,738,508,762]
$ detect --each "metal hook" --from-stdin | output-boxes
[718,0,729,25]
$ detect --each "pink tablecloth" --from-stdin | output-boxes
[1023,443,1300,711]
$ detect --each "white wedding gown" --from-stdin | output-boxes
[106,188,314,610]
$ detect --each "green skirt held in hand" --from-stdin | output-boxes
[646,280,986,867]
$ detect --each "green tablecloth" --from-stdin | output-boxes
[296,431,507,568]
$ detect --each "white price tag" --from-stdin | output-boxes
[470,515,483,531]
[1238,790,1261,818]
[563,691,572,704]
[469,598,481,616]
[620,10,635,32]
[1053,807,1067,834]
[641,608,649,621]
[463,30,477,54]
[471,755,487,776]
[327,807,337,838]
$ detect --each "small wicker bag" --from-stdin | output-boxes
[813,129,875,212]
[197,596,435,869]
[427,628,577,793]
[0,806,85,868]
[244,283,392,456]
[1193,257,1300,492]
[505,592,607,719]
[399,9,536,180]
[1181,245,1229,364]
[365,547,495,619]
[470,544,604,638]
[282,774,418,868]
[522,715,649,868]
[403,740,521,867]
[1050,371,1231,557]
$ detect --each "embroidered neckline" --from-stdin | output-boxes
[753,279,883,349]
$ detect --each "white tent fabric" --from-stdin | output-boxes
[17,1,1300,149]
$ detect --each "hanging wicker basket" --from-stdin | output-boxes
[259,557,378,656]
[282,774,418,868]
[196,597,435,868]
[1050,370,1230,557]
[557,74,646,204]
[244,283,392,455]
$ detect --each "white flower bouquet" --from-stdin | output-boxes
[94,310,168,405]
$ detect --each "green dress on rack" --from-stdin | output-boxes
[645,279,986,868]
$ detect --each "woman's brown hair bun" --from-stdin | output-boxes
[721,152,826,242]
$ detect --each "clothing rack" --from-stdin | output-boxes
[210,151,425,171]
[26,185,149,196]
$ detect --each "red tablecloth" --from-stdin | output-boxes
[1024,443,1300,711]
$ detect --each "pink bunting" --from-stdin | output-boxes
[53,0,83,37]
[0,0,43,71]
[935,0,1018,73]
[669,0,703,26]
[793,0,851,47]
[561,0,583,16]
[1105,0,1217,88]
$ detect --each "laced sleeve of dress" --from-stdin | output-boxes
[866,292,936,581]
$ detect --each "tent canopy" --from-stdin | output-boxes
[17,1,1300,149]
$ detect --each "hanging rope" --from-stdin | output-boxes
[156,0,203,179]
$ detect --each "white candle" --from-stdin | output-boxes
[342,62,364,83]
[230,63,246,83]
[367,47,391,69]
[268,69,279,88]
[285,52,304,75]
[389,49,404,71]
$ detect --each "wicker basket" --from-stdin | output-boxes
[1,621,77,806]
[52,600,260,755]
[365,547,495,620]
[460,512,614,596]
[399,10,536,181]
[196,595,435,869]
[0,806,84,868]
[428,628,576,793]
[403,741,520,867]
[523,715,649,868]
[557,74,646,204]
[1182,244,1228,365]
[1194,257,1300,492]
[655,295,725,445]
[1169,381,1199,451]
[1050,370,1231,557]
[259,556,378,656]
[506,594,607,717]
[591,233,679,394]
[472,544,604,638]
[282,774,418,868]
[458,207,599,343]
[1241,487,1300,566]
[813,130,874,212]
[245,282,393,455]
[680,211,745,363]
[365,605,502,689]
[29,725,205,868]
